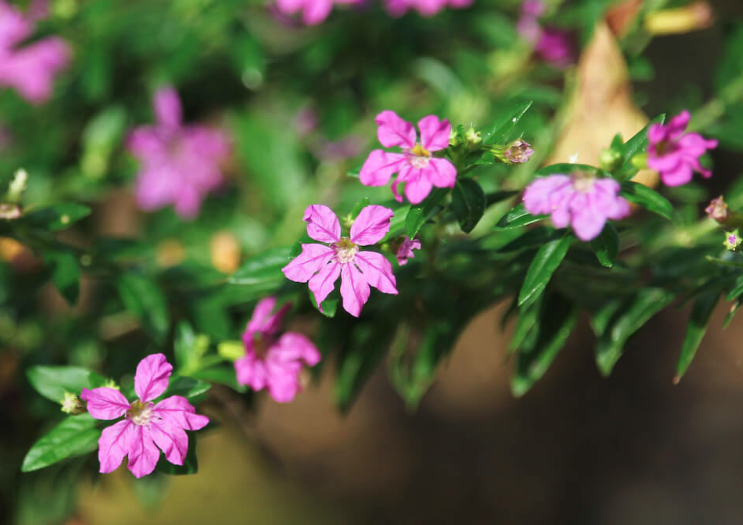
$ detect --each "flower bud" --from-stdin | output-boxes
[60,392,85,415]
[465,127,482,148]
[724,229,742,252]
[599,148,622,171]
[705,196,729,223]
[7,169,27,204]
[503,139,534,164]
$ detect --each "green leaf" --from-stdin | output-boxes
[590,223,619,268]
[496,203,547,230]
[723,299,742,329]
[162,377,211,402]
[484,101,533,145]
[535,163,603,177]
[228,246,293,297]
[174,322,197,371]
[725,273,743,301]
[622,115,666,165]
[27,366,107,403]
[45,251,80,305]
[350,197,370,218]
[675,289,720,382]
[23,203,91,231]
[450,179,487,234]
[157,433,198,475]
[512,295,579,397]
[382,205,411,242]
[518,234,572,308]
[191,367,246,393]
[309,288,339,318]
[21,414,100,472]
[595,288,675,376]
[346,166,360,178]
[117,273,170,343]
[405,188,448,239]
[619,181,673,219]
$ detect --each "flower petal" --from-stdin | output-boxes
[570,208,607,241]
[340,263,371,317]
[150,419,188,466]
[375,110,416,149]
[135,353,173,402]
[97,420,132,474]
[425,158,457,188]
[246,297,290,338]
[396,237,421,265]
[404,173,433,205]
[350,205,394,245]
[303,204,341,243]
[308,260,341,308]
[359,150,405,186]
[126,425,160,478]
[417,115,451,152]
[80,387,130,420]
[355,251,398,295]
[153,86,182,129]
[282,243,335,283]
[267,375,301,403]
[274,332,322,366]
[153,395,209,431]
[235,354,267,390]
[302,0,333,24]
[523,175,571,215]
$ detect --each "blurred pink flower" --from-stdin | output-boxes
[647,110,718,187]
[0,0,70,104]
[274,0,362,25]
[396,236,421,265]
[523,172,630,241]
[80,354,209,479]
[283,204,398,317]
[128,86,231,219]
[384,0,472,18]
[360,111,457,204]
[235,297,321,403]
[517,0,574,68]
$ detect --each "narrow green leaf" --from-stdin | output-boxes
[23,203,91,231]
[174,322,197,370]
[596,288,675,376]
[675,289,720,382]
[450,179,486,234]
[309,288,339,318]
[162,377,211,401]
[622,114,666,164]
[45,251,80,305]
[229,246,293,290]
[484,101,533,145]
[191,367,246,393]
[590,223,619,268]
[496,203,547,230]
[723,299,742,329]
[350,197,370,218]
[725,273,743,301]
[619,181,673,219]
[535,163,603,177]
[21,415,100,472]
[404,188,448,239]
[485,190,520,207]
[518,234,572,307]
[27,366,107,403]
[346,167,360,178]
[706,256,743,269]
[117,273,170,343]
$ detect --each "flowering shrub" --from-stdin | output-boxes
[2,0,743,520]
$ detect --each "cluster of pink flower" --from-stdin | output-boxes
[0,0,70,104]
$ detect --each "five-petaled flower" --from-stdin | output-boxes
[0,0,71,104]
[282,204,398,317]
[647,110,718,187]
[128,86,231,219]
[523,171,630,241]
[360,111,457,205]
[396,236,421,266]
[80,354,209,479]
[235,297,321,403]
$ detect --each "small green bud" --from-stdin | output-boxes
[7,169,27,204]
[449,128,463,148]
[630,152,648,170]
[724,229,742,251]
[60,392,84,415]
[194,334,211,357]
[599,148,622,171]
[465,127,482,148]
[218,340,245,362]
[103,379,120,390]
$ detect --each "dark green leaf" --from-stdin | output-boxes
[191,367,246,393]
[590,223,619,268]
[404,188,448,239]
[485,190,520,207]
[117,273,170,343]
[675,289,720,381]
[622,114,666,164]
[45,251,80,305]
[723,299,742,329]
[484,101,533,145]
[450,179,486,234]
[535,163,603,177]
[23,203,91,231]
[229,246,293,295]
[21,415,100,472]
[726,273,743,301]
[496,203,547,230]
[174,322,196,370]
[619,181,673,219]
[157,433,198,475]
[27,366,107,403]
[518,234,572,307]
[162,377,211,401]
[309,288,339,318]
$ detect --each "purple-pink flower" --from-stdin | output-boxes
[517,0,573,68]
[384,0,472,18]
[282,204,398,317]
[360,111,457,205]
[80,354,209,479]
[523,172,630,241]
[274,0,361,25]
[396,236,421,265]
[0,0,70,104]
[235,297,321,403]
[127,86,231,219]
[647,110,718,187]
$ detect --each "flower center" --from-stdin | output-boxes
[571,171,595,193]
[126,400,155,426]
[252,333,270,359]
[408,143,431,169]
[332,237,358,264]
[654,139,677,156]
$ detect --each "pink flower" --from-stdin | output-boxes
[383,0,472,18]
[523,172,630,241]
[235,297,321,403]
[128,86,231,219]
[517,0,574,68]
[80,354,209,479]
[274,0,361,25]
[0,0,70,104]
[396,237,421,265]
[282,204,398,317]
[360,111,457,204]
[505,139,534,164]
[647,110,718,187]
